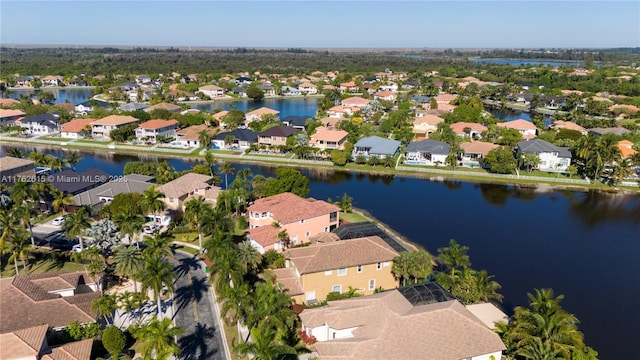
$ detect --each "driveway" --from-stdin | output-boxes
[172,251,229,360]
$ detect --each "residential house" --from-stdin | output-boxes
[59,118,95,139]
[319,117,341,130]
[460,141,499,167]
[91,115,139,139]
[405,139,450,166]
[0,271,99,333]
[144,102,182,114]
[0,98,19,107]
[212,110,229,126]
[246,192,340,253]
[55,103,76,113]
[0,108,26,125]
[609,104,640,115]
[234,76,253,86]
[19,113,59,135]
[231,86,248,98]
[588,127,631,136]
[549,120,588,135]
[298,82,318,95]
[68,79,88,87]
[496,119,538,139]
[72,174,154,209]
[327,105,355,119]
[433,93,458,104]
[339,81,359,93]
[413,114,444,138]
[0,324,93,360]
[273,236,398,304]
[157,173,220,221]
[341,96,369,109]
[617,140,637,159]
[450,122,487,138]
[199,85,226,99]
[41,75,64,87]
[517,139,572,171]
[379,83,399,92]
[352,136,401,159]
[281,115,310,131]
[135,74,152,84]
[299,283,505,360]
[257,126,299,148]
[0,156,36,183]
[50,169,111,195]
[74,101,93,115]
[117,102,149,112]
[135,119,178,143]
[16,76,35,87]
[245,107,280,124]
[281,86,302,96]
[258,84,276,97]
[108,82,139,93]
[175,124,217,148]
[211,128,258,150]
[374,90,397,101]
[309,126,349,151]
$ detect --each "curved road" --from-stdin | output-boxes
[172,251,229,360]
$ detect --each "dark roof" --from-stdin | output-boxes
[213,128,258,142]
[259,125,299,137]
[236,76,252,82]
[333,222,407,253]
[50,168,111,195]
[398,282,458,306]
[281,115,310,127]
[588,127,631,136]
[517,139,571,158]
[411,95,430,103]
[406,139,450,155]
[354,136,401,156]
[117,102,149,112]
[22,113,59,127]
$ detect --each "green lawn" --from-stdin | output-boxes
[38,136,68,142]
[1,255,86,277]
[222,320,248,360]
[340,211,368,224]
[172,244,200,256]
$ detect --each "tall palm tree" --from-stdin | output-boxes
[472,269,503,303]
[7,147,26,158]
[45,155,63,172]
[0,209,21,259]
[219,161,235,189]
[244,281,296,334]
[8,231,31,275]
[207,243,244,294]
[28,152,47,166]
[114,246,145,293]
[10,179,38,205]
[237,241,262,274]
[220,281,251,326]
[63,207,92,251]
[142,232,174,259]
[140,186,165,225]
[131,316,183,360]
[64,151,83,171]
[234,324,296,360]
[113,208,145,248]
[198,129,212,149]
[183,196,210,251]
[437,239,471,278]
[91,294,117,324]
[13,204,37,247]
[203,150,216,177]
[51,189,75,214]
[139,255,177,316]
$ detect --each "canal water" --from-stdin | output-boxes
[1,145,638,359]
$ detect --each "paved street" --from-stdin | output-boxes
[172,251,228,360]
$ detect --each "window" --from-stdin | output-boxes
[329,212,338,222]
[305,232,310,237]
[369,279,376,290]
[169,197,174,203]
[300,219,305,224]
[324,270,332,276]
[376,262,382,270]
[324,227,329,232]
[338,268,347,276]
[332,285,342,293]
[357,265,363,273]
[383,261,390,267]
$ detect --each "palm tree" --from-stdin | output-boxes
[220,281,251,326]
[234,324,296,360]
[8,231,31,275]
[10,179,38,206]
[142,232,174,259]
[183,196,210,251]
[113,209,145,248]
[0,209,21,259]
[28,152,47,166]
[203,150,216,177]
[45,155,63,172]
[51,189,75,214]
[91,294,117,324]
[244,281,296,335]
[7,147,26,158]
[13,204,37,247]
[237,241,262,273]
[437,239,471,278]
[207,243,244,294]
[472,269,503,303]
[220,161,235,189]
[139,255,177,316]
[114,246,144,293]
[140,186,165,225]
[64,151,83,170]
[392,252,412,287]
[131,316,183,360]
[198,129,212,149]
[63,207,91,251]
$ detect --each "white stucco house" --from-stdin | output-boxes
[517,139,572,171]
[405,139,450,166]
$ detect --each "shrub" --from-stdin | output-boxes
[102,326,126,356]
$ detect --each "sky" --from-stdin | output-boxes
[1,1,639,48]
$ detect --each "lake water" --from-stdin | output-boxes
[8,88,95,105]
[190,97,320,119]
[1,145,638,359]
[469,58,601,67]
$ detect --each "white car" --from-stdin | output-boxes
[143,224,160,235]
[52,217,65,226]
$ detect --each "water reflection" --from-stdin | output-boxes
[569,192,640,227]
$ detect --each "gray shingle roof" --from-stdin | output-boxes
[406,139,450,155]
[518,139,571,158]
[72,174,154,206]
[354,136,401,156]
[259,125,299,137]
[213,128,258,142]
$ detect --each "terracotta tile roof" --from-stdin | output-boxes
[138,119,178,130]
[0,272,99,333]
[212,110,229,121]
[450,122,487,135]
[272,268,304,295]
[248,192,340,225]
[0,108,26,118]
[0,325,48,359]
[60,118,95,133]
[413,115,444,126]
[0,98,19,106]
[460,141,499,155]
[301,291,505,360]
[436,103,457,112]
[176,124,217,141]
[158,173,213,199]
[310,126,348,143]
[309,232,340,244]
[144,102,182,112]
[246,107,279,117]
[340,81,356,87]
[550,120,587,133]
[42,339,93,360]
[0,156,35,171]
[434,94,458,103]
[55,103,76,112]
[374,90,396,97]
[247,224,281,247]
[341,97,369,106]
[91,115,138,126]
[617,140,637,158]
[496,119,537,131]
[284,236,398,274]
[609,104,640,113]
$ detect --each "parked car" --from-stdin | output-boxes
[52,217,65,226]
[49,238,74,250]
[143,224,160,234]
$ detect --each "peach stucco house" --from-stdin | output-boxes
[309,126,348,151]
[246,192,340,253]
